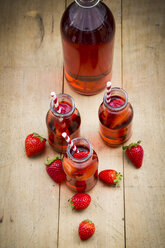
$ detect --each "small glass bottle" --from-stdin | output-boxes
[60,0,115,95]
[98,88,133,147]
[46,94,81,153]
[62,137,99,192]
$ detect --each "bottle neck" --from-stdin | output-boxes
[50,93,75,118]
[67,137,93,163]
[75,0,100,8]
[103,87,128,112]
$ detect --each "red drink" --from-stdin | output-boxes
[60,0,115,95]
[98,88,133,147]
[62,138,98,192]
[46,94,81,153]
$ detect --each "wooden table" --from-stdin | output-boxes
[0,0,164,247]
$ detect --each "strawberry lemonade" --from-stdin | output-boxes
[62,136,98,192]
[98,87,133,146]
[46,93,81,153]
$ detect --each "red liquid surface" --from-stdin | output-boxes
[46,101,81,153]
[108,97,125,108]
[61,1,115,95]
[99,96,133,146]
[63,146,98,192]
[72,147,89,159]
[58,102,72,114]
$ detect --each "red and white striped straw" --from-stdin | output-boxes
[51,92,61,113]
[106,81,112,103]
[62,132,79,153]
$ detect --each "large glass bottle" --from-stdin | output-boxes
[60,0,115,95]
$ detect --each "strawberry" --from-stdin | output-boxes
[68,193,91,210]
[99,169,122,186]
[25,133,46,157]
[123,140,144,168]
[79,219,95,241]
[73,151,89,159]
[45,157,66,183]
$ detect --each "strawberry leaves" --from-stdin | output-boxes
[123,140,141,150]
[45,156,62,166]
[33,132,46,142]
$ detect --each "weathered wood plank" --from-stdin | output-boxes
[0,0,64,69]
[0,71,63,248]
[59,0,125,247]
[123,0,165,247]
[0,0,65,247]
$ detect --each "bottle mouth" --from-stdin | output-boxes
[50,93,75,117]
[67,137,93,163]
[75,0,100,8]
[103,87,128,111]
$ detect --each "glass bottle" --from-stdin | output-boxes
[98,88,133,147]
[62,137,99,192]
[46,93,81,153]
[60,0,115,95]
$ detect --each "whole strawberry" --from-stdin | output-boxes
[79,219,95,241]
[123,140,144,168]
[25,133,46,157]
[45,157,66,183]
[68,193,91,210]
[99,170,122,186]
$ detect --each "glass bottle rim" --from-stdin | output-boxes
[67,137,93,163]
[103,87,128,111]
[50,93,75,117]
[75,0,100,8]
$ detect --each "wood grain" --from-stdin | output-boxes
[0,0,65,247]
[59,0,125,247]
[122,0,165,247]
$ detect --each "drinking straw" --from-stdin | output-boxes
[106,81,112,103]
[62,132,79,153]
[51,92,61,113]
